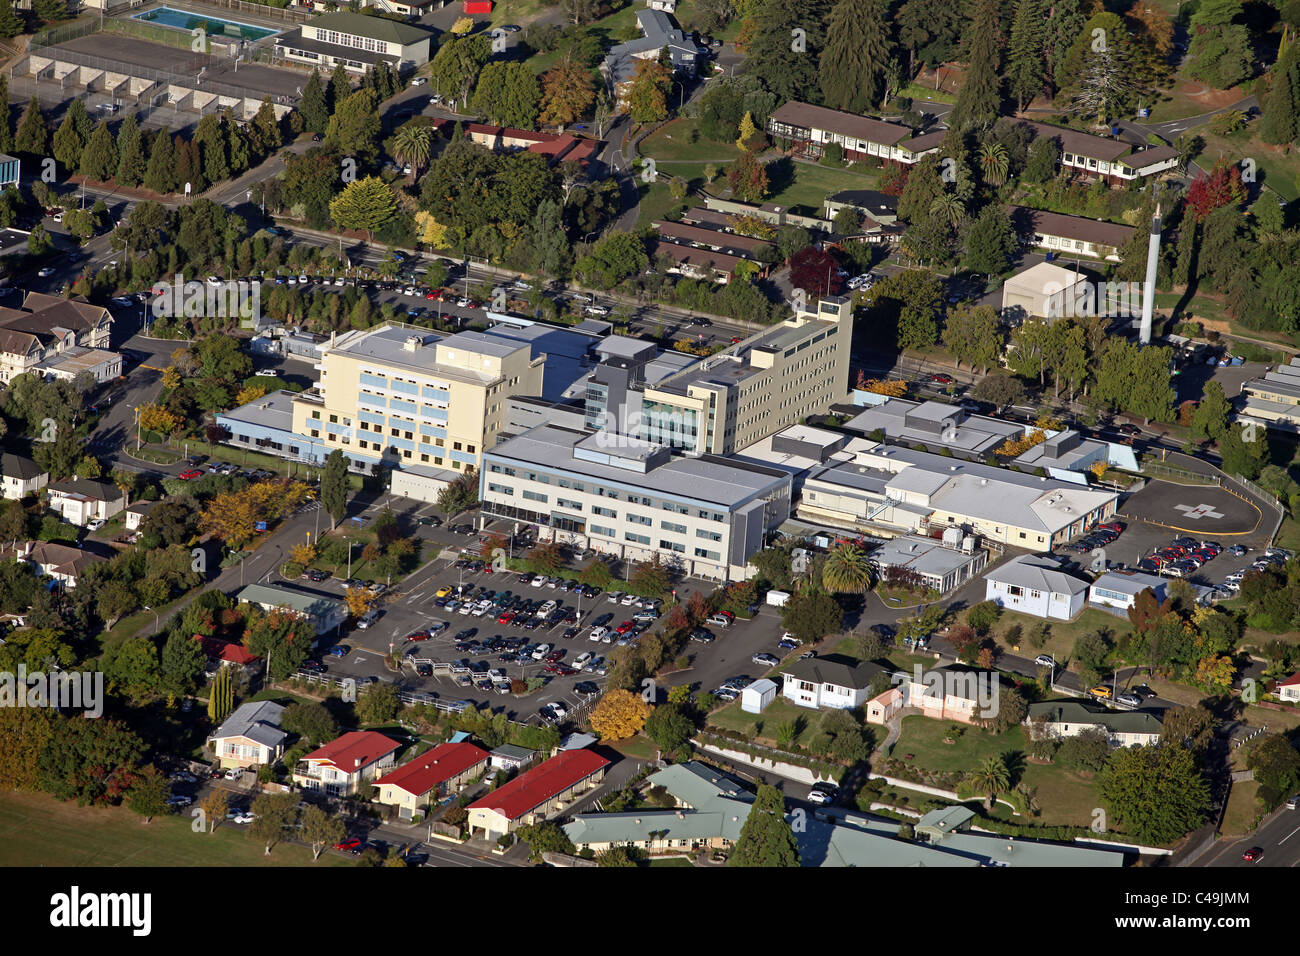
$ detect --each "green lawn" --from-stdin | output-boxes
[646,855,695,866]
[1197,129,1299,202]
[708,697,836,749]
[641,118,742,166]
[976,605,1128,671]
[751,159,881,217]
[0,791,357,867]
[634,180,685,230]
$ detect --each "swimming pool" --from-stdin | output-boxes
[132,6,279,42]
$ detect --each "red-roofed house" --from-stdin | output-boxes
[1277,673,1300,704]
[292,731,401,797]
[467,748,609,839]
[193,635,262,680]
[374,741,490,815]
[464,124,603,169]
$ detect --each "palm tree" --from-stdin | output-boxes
[970,756,1010,809]
[930,192,965,228]
[978,142,1008,187]
[391,124,433,177]
[822,543,874,593]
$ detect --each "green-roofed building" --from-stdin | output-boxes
[235,583,348,637]
[276,11,435,73]
[1027,699,1164,748]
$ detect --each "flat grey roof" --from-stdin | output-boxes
[1091,570,1166,596]
[871,535,980,577]
[985,554,1090,596]
[486,424,789,508]
[219,388,299,433]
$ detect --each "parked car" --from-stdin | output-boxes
[1034,655,1056,669]
[807,783,837,805]
[752,652,780,667]
[1115,693,1143,708]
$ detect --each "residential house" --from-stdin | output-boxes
[1023,121,1179,183]
[45,478,126,526]
[123,499,158,532]
[781,654,889,710]
[292,730,401,797]
[767,101,938,165]
[651,220,775,261]
[12,540,106,589]
[192,634,262,679]
[1089,570,1167,611]
[0,293,113,385]
[984,555,1090,620]
[0,453,46,500]
[209,700,288,769]
[466,748,609,840]
[866,665,997,726]
[648,239,767,283]
[374,741,491,815]
[1026,700,1164,748]
[235,583,349,636]
[603,9,699,109]
[489,743,536,772]
[1276,673,1300,703]
[1009,206,1135,262]
[464,124,602,170]
[823,189,899,225]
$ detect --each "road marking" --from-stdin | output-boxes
[1279,825,1300,845]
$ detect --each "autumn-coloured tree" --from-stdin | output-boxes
[880,161,909,197]
[1185,159,1246,224]
[1127,587,1166,633]
[1194,654,1235,694]
[726,150,769,203]
[626,56,670,124]
[589,689,651,741]
[344,586,377,618]
[139,403,183,434]
[289,543,316,567]
[855,376,908,396]
[728,213,777,239]
[527,541,566,576]
[198,480,311,548]
[788,245,845,297]
[199,789,229,833]
[161,366,182,389]
[538,56,596,127]
[235,384,270,406]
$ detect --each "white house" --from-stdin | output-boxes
[1026,700,1163,748]
[45,477,125,526]
[209,700,288,770]
[1277,673,1300,703]
[13,540,106,589]
[292,731,401,797]
[123,500,158,532]
[1089,570,1167,610]
[1,453,46,500]
[781,655,887,710]
[983,555,1090,621]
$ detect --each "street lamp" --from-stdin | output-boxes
[143,605,159,634]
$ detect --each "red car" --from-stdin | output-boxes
[616,620,635,635]
[1097,522,1123,533]
[334,838,363,854]
[497,611,515,625]
[178,469,203,480]
[730,337,742,344]
[928,373,955,385]
[1242,846,1264,862]
[407,630,432,642]
[544,649,564,662]
[552,664,578,676]
[425,291,438,299]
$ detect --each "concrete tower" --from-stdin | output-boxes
[1139,203,1162,344]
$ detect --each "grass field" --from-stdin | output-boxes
[640,118,742,165]
[974,605,1126,669]
[1196,129,1300,202]
[754,160,881,216]
[709,697,841,749]
[0,791,356,867]
[1220,779,1260,837]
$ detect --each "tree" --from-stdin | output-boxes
[160,631,207,700]
[428,35,491,110]
[330,177,397,240]
[1263,40,1300,145]
[248,792,300,855]
[391,123,434,175]
[79,119,118,183]
[300,70,329,134]
[780,591,843,644]
[943,304,1002,372]
[516,821,575,861]
[356,682,401,724]
[818,0,892,112]
[1099,744,1210,844]
[821,542,873,593]
[1185,0,1252,91]
[1005,0,1045,110]
[1189,380,1230,442]
[325,89,382,163]
[964,205,1015,275]
[301,804,347,861]
[0,0,20,39]
[897,154,945,223]
[729,784,800,866]
[14,98,48,157]
[969,755,1010,808]
[198,790,228,834]
[948,0,1002,129]
[126,766,171,823]
[143,127,178,194]
[627,56,672,124]
[726,150,770,203]
[472,62,542,128]
[868,268,943,350]
[208,667,234,723]
[743,0,832,103]
[590,689,651,740]
[321,449,348,529]
[644,702,695,751]
[539,57,597,127]
[282,702,340,747]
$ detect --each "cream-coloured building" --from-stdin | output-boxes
[292,731,400,797]
[373,741,490,815]
[0,293,113,385]
[275,11,434,74]
[598,295,852,456]
[209,701,288,770]
[290,325,545,475]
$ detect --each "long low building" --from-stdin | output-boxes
[480,423,792,582]
[766,101,941,165]
[467,748,609,840]
[1009,206,1135,261]
[235,583,348,636]
[1027,700,1164,748]
[1240,357,1300,432]
[796,439,1119,552]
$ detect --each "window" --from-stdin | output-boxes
[592,505,616,518]
[661,521,687,534]
[589,524,615,537]
[1006,585,1023,598]
[627,514,651,526]
[556,498,582,511]
[695,529,722,542]
[624,532,650,545]
[659,540,685,553]
[488,484,513,495]
[522,490,548,503]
